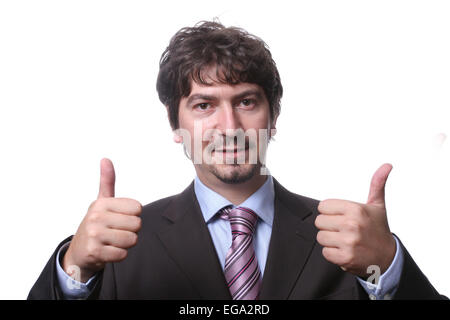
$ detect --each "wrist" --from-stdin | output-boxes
[379,234,396,274]
[62,246,96,283]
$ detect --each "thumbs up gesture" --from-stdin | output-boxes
[314,163,396,278]
[63,159,142,283]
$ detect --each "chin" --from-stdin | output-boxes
[210,163,259,184]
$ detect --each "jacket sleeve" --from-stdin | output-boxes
[392,235,447,300]
[27,236,106,300]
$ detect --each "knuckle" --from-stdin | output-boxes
[318,199,330,212]
[129,233,138,246]
[314,215,325,229]
[125,216,141,232]
[345,219,361,232]
[122,198,142,215]
[316,231,325,243]
[130,201,143,216]
[344,234,360,247]
[92,198,106,210]
[88,201,96,211]
[114,249,128,261]
[322,247,330,258]
[119,249,128,261]
[87,211,102,224]
[135,201,143,214]
[88,199,101,211]
[134,217,142,231]
[352,205,366,217]
[353,233,362,244]
[86,242,100,259]
[86,225,100,239]
[314,216,321,228]
[342,251,355,266]
[317,202,324,212]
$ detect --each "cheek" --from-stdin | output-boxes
[177,106,190,129]
[250,103,271,125]
[242,111,271,133]
[177,107,196,142]
[177,121,215,152]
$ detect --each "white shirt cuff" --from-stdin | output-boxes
[55,241,98,299]
[357,234,404,300]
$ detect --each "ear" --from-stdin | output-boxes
[173,131,183,143]
[166,105,183,144]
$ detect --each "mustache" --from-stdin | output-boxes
[204,133,257,152]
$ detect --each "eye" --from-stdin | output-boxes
[194,103,211,111]
[240,99,255,108]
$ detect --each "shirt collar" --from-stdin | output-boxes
[194,174,275,226]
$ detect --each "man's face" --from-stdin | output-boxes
[177,75,275,185]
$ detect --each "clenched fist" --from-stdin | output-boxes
[63,158,142,283]
[314,163,396,278]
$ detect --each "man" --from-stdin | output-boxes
[28,21,444,300]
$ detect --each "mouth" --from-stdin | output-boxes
[214,148,247,153]
[211,146,250,162]
[213,145,249,153]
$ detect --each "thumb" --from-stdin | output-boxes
[98,158,115,198]
[367,163,393,206]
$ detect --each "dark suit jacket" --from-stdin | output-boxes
[28,178,445,299]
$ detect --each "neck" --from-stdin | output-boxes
[195,167,268,205]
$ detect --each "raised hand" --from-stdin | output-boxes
[63,158,142,283]
[314,163,396,278]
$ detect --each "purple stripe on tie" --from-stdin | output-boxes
[224,235,252,270]
[227,252,256,286]
[219,206,261,300]
[233,265,261,300]
[236,206,258,219]
[229,254,260,300]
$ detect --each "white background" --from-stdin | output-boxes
[0,0,449,299]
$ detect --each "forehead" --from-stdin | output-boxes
[187,81,264,97]
[184,64,265,99]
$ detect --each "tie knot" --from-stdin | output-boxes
[220,206,258,236]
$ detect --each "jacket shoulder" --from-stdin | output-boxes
[273,177,320,215]
[140,194,178,230]
[139,180,196,228]
[142,194,176,215]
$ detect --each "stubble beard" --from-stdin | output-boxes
[209,162,260,184]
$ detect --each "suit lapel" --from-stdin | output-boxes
[155,178,318,300]
[259,178,318,299]
[156,181,231,299]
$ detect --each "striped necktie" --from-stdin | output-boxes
[220,206,262,300]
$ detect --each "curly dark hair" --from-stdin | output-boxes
[156,20,283,130]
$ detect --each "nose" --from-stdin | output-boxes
[216,104,241,133]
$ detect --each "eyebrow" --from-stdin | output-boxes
[186,89,264,106]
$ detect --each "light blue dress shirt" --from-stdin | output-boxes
[194,175,274,274]
[56,174,404,300]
